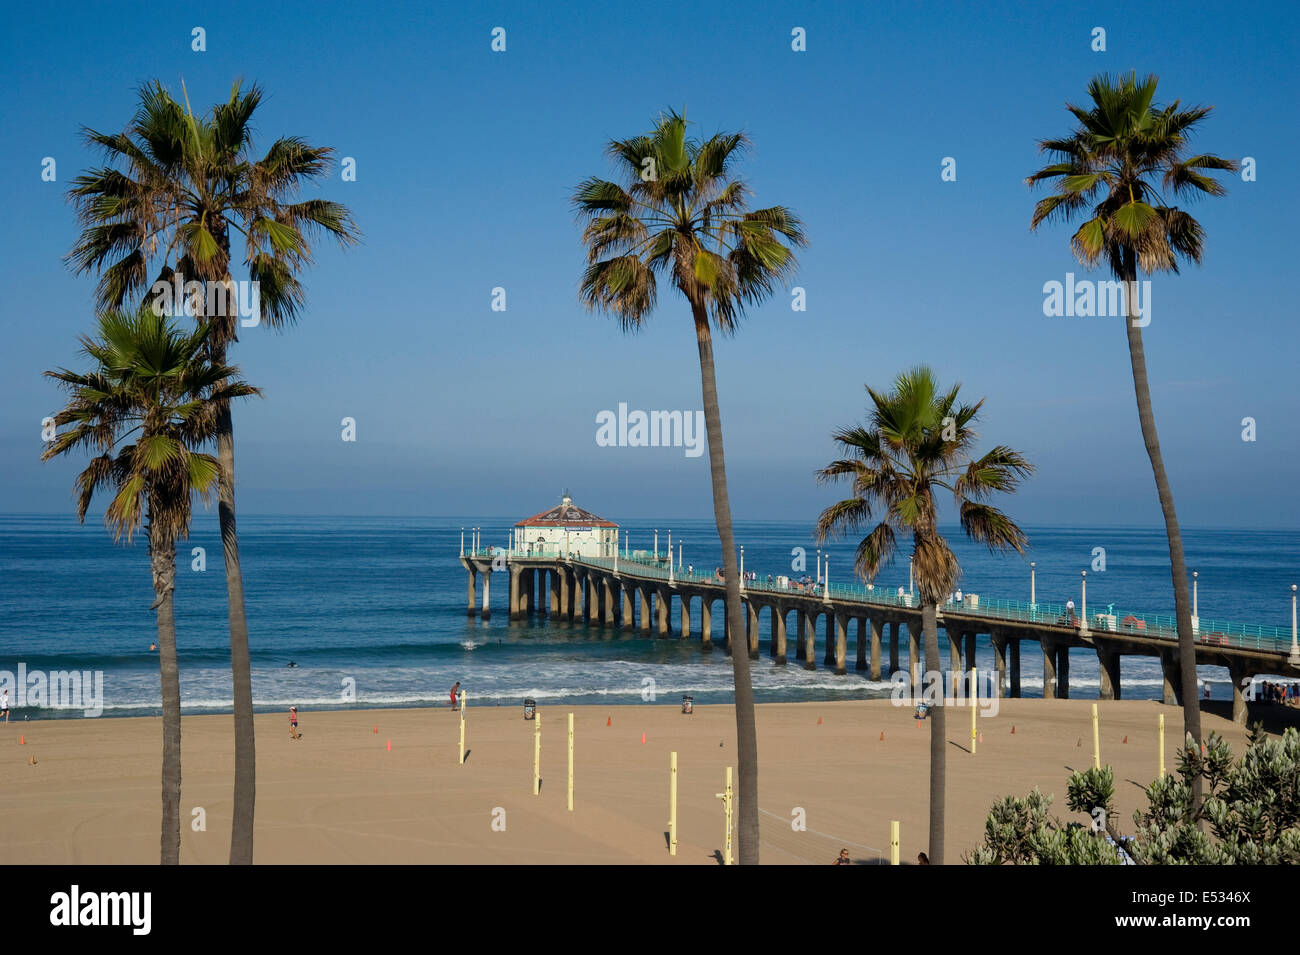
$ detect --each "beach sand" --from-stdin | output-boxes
[1,698,1290,864]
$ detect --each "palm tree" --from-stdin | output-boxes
[1027,72,1235,811]
[42,306,257,864]
[574,110,806,864]
[66,80,359,863]
[815,367,1033,864]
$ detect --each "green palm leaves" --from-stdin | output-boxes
[815,366,1032,603]
[1026,72,1235,275]
[68,80,359,342]
[42,306,256,542]
[573,109,806,331]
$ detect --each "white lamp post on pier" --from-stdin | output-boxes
[1289,585,1299,666]
[1080,570,1089,635]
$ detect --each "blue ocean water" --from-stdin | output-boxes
[0,513,1296,719]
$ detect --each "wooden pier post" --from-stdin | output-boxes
[1009,638,1021,697]
[1057,645,1070,699]
[889,621,899,676]
[803,611,816,671]
[639,585,651,633]
[773,607,787,663]
[680,592,690,637]
[908,623,921,699]
[834,613,847,675]
[1160,651,1181,705]
[1041,639,1056,700]
[1097,643,1121,701]
[855,617,868,672]
[466,566,478,617]
[480,568,491,619]
[509,566,522,620]
[870,617,883,681]
[1229,658,1250,724]
[746,600,759,657]
[700,597,712,648]
[991,632,1006,699]
[795,609,807,661]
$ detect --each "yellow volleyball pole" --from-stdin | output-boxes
[1092,702,1100,769]
[715,766,734,865]
[890,820,900,865]
[1158,712,1166,777]
[669,751,678,857]
[533,712,542,795]
[970,667,978,755]
[458,690,466,765]
[567,712,574,812]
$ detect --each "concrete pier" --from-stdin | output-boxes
[460,549,1297,725]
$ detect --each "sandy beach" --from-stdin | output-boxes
[1,698,1290,865]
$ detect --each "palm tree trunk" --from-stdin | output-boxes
[921,601,945,864]
[692,302,760,865]
[1122,253,1202,813]
[149,524,182,865]
[211,332,256,865]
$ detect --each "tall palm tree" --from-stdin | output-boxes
[66,80,359,863]
[815,367,1033,864]
[574,110,806,864]
[1027,72,1235,810]
[42,306,257,864]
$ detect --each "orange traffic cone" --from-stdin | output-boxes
[1122,735,1128,744]
[916,719,921,728]
[386,739,391,752]
[607,717,611,727]
[879,731,885,741]
[641,732,646,744]
[817,716,822,725]
[979,732,983,744]
[373,725,378,734]
[1011,725,1016,734]
[19,735,24,745]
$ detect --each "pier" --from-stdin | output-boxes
[459,541,1299,725]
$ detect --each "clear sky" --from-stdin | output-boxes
[2,0,1297,528]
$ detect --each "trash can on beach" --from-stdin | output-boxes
[682,695,694,715]
[523,698,536,720]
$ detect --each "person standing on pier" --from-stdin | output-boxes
[1066,597,1076,625]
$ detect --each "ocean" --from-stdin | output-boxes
[1,514,1296,720]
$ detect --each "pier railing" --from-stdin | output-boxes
[464,548,1294,655]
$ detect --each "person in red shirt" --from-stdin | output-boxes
[289,706,300,740]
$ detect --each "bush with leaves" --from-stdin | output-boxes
[967,725,1300,864]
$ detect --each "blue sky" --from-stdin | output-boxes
[1,0,1297,528]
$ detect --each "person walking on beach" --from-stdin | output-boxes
[917,852,930,865]
[1,689,8,723]
[832,848,851,865]
[450,681,461,708]
[288,706,300,740]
